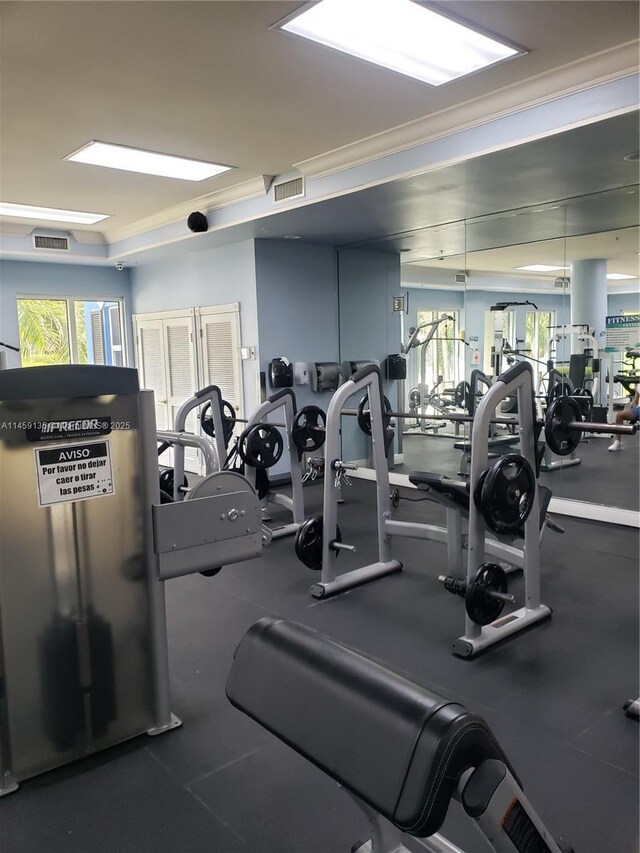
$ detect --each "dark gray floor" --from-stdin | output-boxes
[2,481,638,853]
[397,431,640,512]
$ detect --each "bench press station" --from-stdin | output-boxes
[227,617,574,853]
[296,362,555,656]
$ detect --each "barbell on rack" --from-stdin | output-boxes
[347,397,638,446]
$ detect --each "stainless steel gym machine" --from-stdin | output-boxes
[0,365,261,795]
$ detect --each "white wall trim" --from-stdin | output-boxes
[107,175,274,244]
[294,41,640,179]
[131,308,194,323]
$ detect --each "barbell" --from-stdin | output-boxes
[347,398,637,447]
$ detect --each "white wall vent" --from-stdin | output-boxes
[554,277,570,288]
[33,235,69,251]
[273,177,304,203]
[454,270,468,284]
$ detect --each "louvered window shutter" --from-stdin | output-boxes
[90,311,105,365]
[198,305,243,426]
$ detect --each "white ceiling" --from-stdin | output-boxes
[1,0,639,237]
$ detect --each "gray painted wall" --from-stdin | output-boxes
[0,260,132,370]
[130,239,261,413]
[255,239,339,475]
[338,249,401,461]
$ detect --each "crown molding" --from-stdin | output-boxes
[106,174,274,244]
[295,41,640,179]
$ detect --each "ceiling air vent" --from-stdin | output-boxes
[33,235,69,251]
[455,270,468,284]
[554,277,570,288]
[273,177,304,203]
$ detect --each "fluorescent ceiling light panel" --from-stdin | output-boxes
[607,273,636,280]
[278,0,522,85]
[515,264,568,272]
[66,141,231,181]
[0,201,108,225]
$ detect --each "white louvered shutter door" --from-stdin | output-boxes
[135,318,169,433]
[90,311,105,364]
[164,316,200,473]
[199,306,244,433]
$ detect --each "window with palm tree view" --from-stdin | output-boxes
[17,298,125,368]
[415,310,463,391]
[525,310,554,389]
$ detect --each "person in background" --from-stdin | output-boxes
[608,387,640,451]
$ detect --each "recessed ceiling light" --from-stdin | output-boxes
[607,273,636,280]
[283,235,301,239]
[65,141,232,181]
[515,264,569,272]
[276,0,523,86]
[0,201,109,225]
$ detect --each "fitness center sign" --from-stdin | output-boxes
[35,441,114,506]
[605,314,640,351]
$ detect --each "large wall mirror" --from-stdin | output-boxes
[335,112,639,524]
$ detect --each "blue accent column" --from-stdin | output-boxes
[570,259,608,345]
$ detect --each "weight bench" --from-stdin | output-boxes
[227,617,572,853]
[408,473,557,540]
[454,435,520,477]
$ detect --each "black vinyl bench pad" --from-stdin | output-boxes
[453,435,520,453]
[226,618,514,838]
[408,473,553,534]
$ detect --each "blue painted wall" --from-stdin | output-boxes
[0,260,132,369]
[130,239,261,413]
[255,239,339,400]
[254,239,339,475]
[338,249,401,461]
[608,291,640,314]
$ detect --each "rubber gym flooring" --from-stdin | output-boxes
[2,479,638,853]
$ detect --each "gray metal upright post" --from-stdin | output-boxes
[140,390,181,734]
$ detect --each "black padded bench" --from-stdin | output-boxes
[408,472,555,538]
[454,434,520,475]
[227,618,570,853]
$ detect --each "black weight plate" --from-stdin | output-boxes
[454,381,472,411]
[544,396,582,457]
[291,405,326,453]
[295,516,342,571]
[158,468,187,498]
[473,468,489,512]
[548,379,573,403]
[200,400,236,446]
[465,563,508,626]
[240,423,284,470]
[480,454,536,535]
[295,516,323,570]
[357,393,392,436]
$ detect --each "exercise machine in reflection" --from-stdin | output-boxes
[227,617,574,853]
[401,313,458,435]
[0,365,262,796]
[298,362,557,658]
